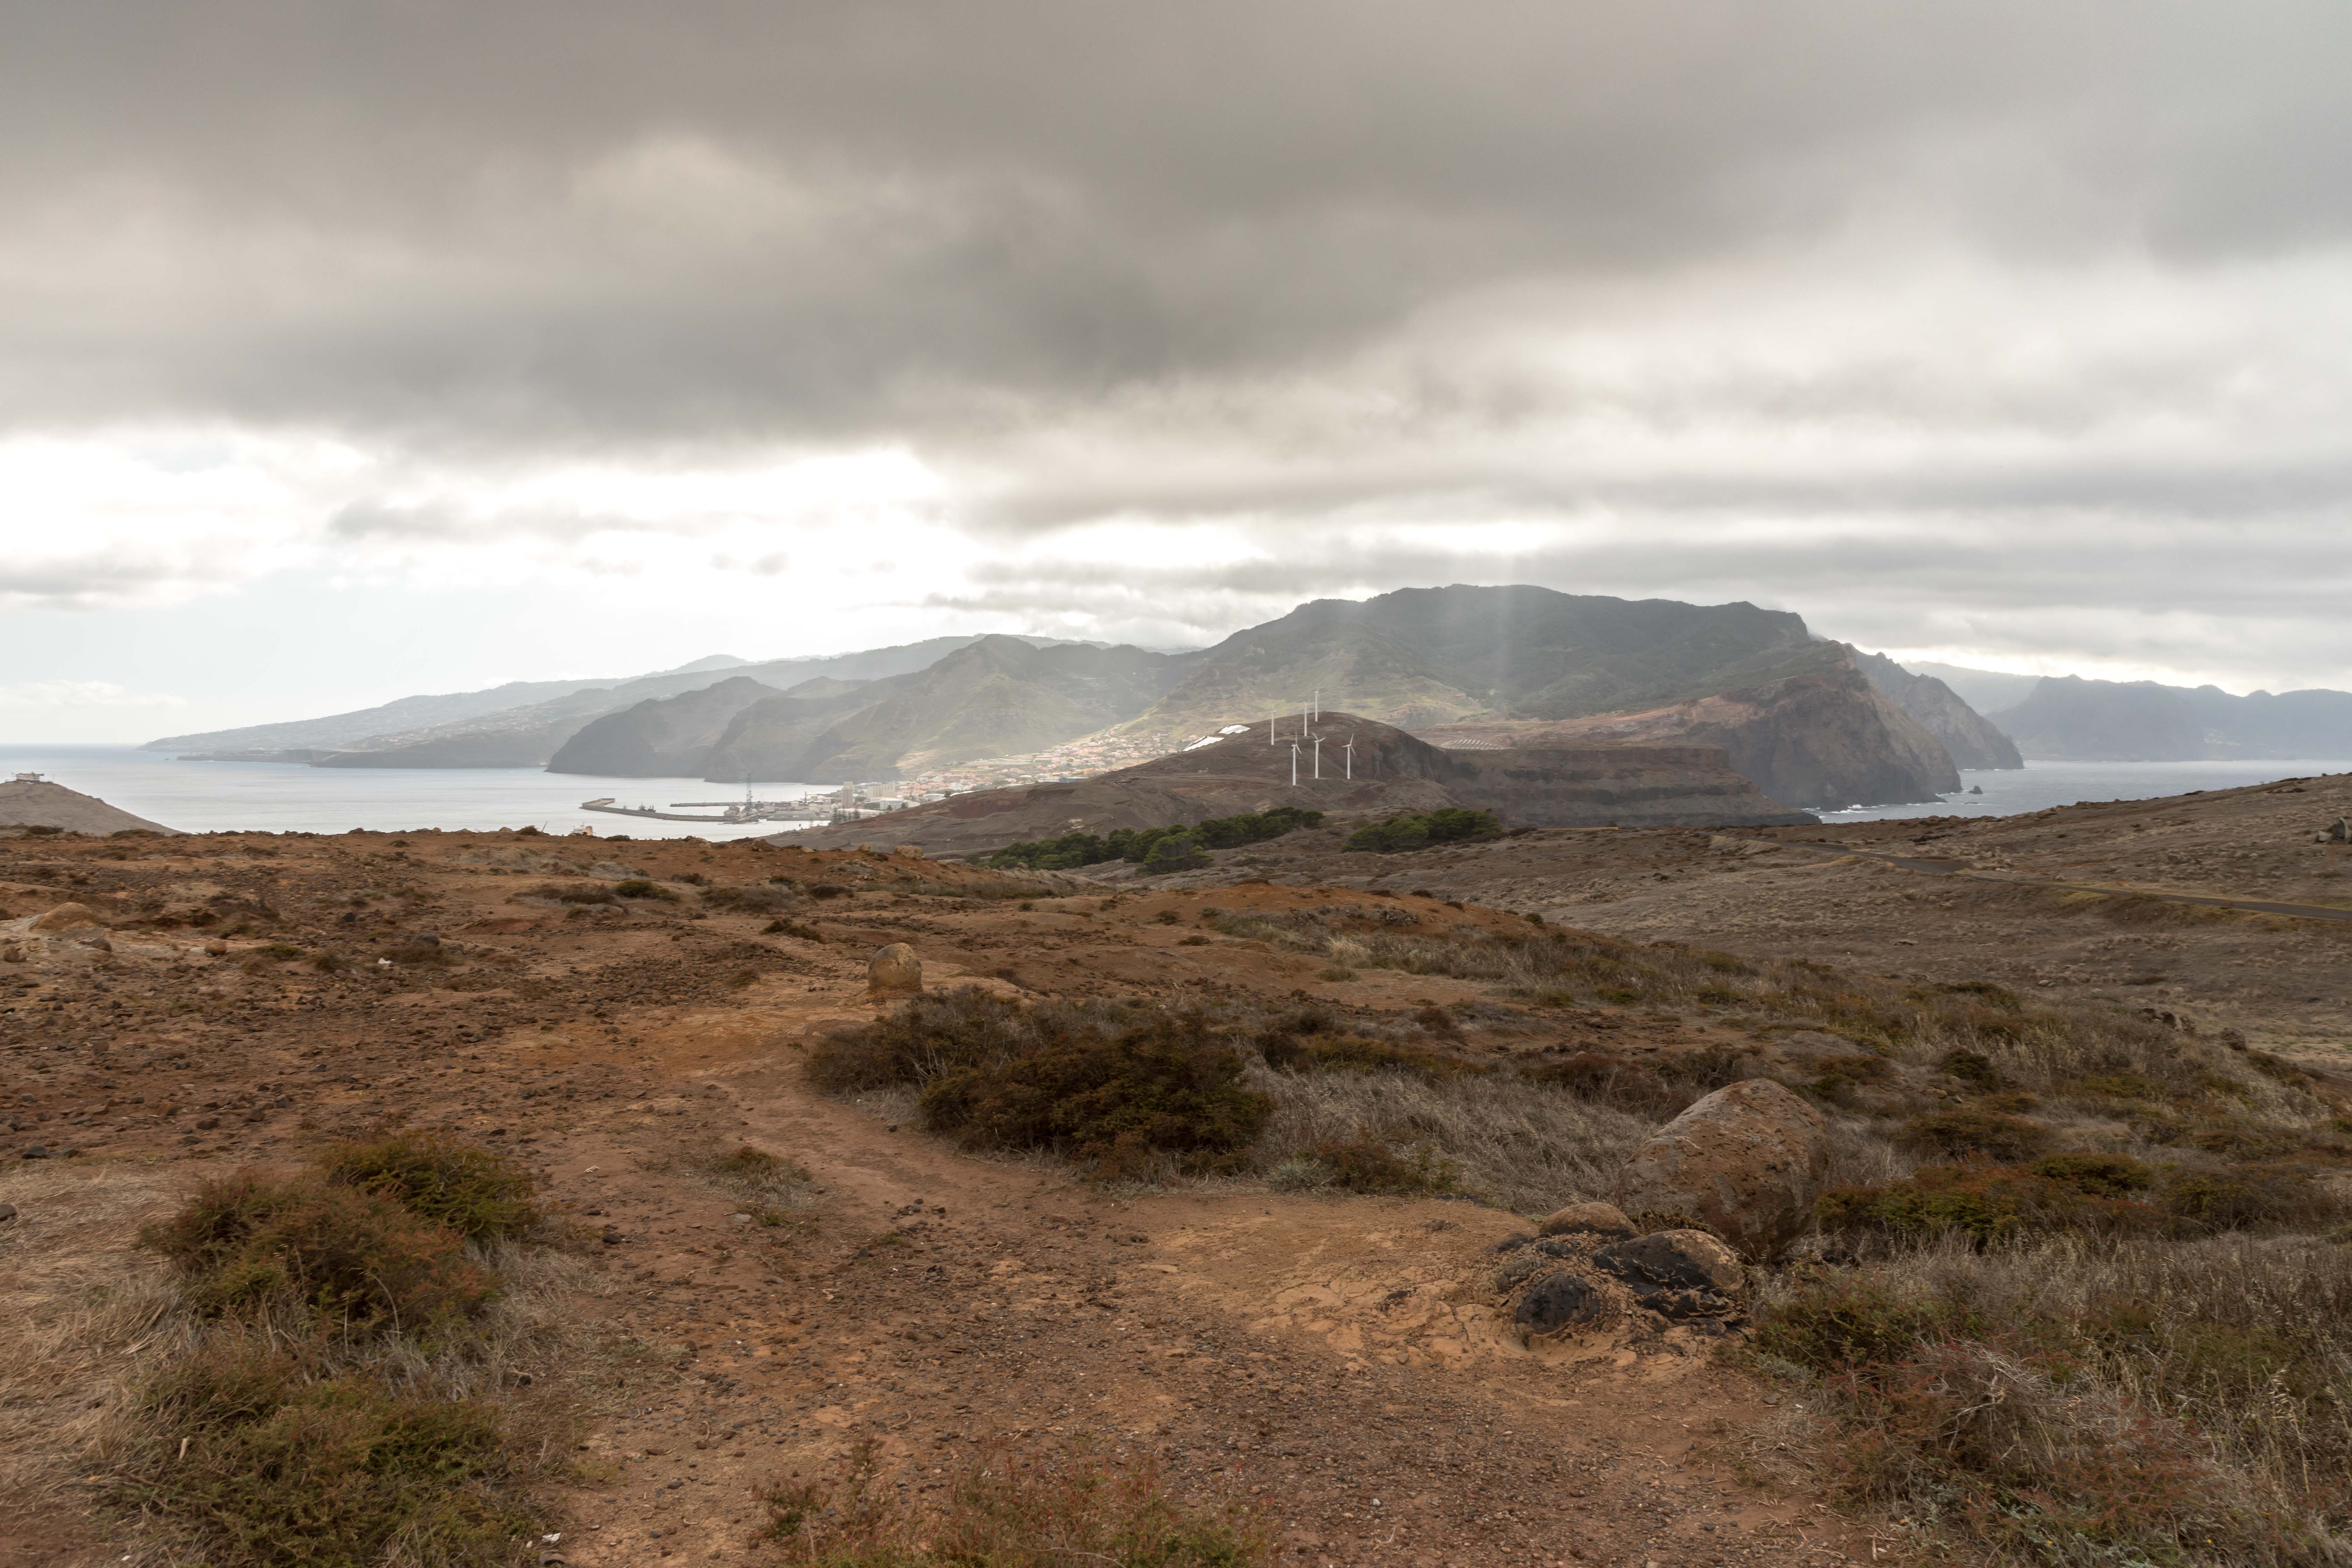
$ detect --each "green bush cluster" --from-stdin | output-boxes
[985,807,1324,873]
[1343,807,1502,853]
[810,989,1274,1177]
[921,1012,1274,1175]
[126,1134,558,1568]
[1256,1029,1489,1083]
[143,1172,501,1332]
[1818,1152,2337,1244]
[318,1129,540,1241]
[126,1343,539,1568]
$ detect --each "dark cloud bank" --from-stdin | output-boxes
[6,2,2352,685]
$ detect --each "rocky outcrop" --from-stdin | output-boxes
[0,779,177,835]
[546,676,783,777]
[782,712,1811,855]
[1467,645,1961,808]
[1611,1079,1829,1260]
[1852,649,2022,770]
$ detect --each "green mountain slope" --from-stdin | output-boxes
[1126,585,1825,735]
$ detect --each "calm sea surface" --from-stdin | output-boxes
[0,744,828,839]
[1818,758,2352,823]
[7,744,2347,838]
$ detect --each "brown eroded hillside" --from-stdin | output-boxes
[6,789,2348,1568]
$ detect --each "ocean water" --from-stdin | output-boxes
[1818,757,2352,824]
[9,744,2346,838]
[0,744,829,839]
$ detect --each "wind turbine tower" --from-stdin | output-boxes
[1343,734,1354,780]
[1289,740,1300,788]
[1312,734,1322,779]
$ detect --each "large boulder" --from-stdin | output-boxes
[28,903,98,932]
[868,942,924,995]
[1611,1078,1828,1260]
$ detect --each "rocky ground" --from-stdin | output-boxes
[6,780,2345,1566]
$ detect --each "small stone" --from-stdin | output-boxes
[730,1212,753,1225]
[1537,1201,1636,1240]
[601,1227,624,1246]
[868,942,923,995]
[0,1202,16,1223]
[22,1146,49,1160]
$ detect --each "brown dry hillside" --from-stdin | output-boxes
[4,798,2348,1567]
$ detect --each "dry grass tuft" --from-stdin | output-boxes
[1755,1233,2352,1563]
[1250,1065,1651,1214]
[0,1146,596,1568]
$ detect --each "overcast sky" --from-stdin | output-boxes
[5,1,2351,740]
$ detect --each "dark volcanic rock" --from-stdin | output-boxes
[1590,1230,1745,1294]
[1513,1270,1611,1335]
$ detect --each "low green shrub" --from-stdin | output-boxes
[1257,1028,1488,1083]
[1897,1109,2052,1162]
[762,916,828,941]
[919,1012,1273,1175]
[613,878,678,901]
[533,881,617,905]
[1344,807,1502,853]
[318,1129,539,1240]
[141,1173,498,1332]
[806,988,1106,1092]
[122,1340,544,1568]
[987,807,1324,872]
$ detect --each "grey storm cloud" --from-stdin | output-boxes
[6,1,2351,443]
[6,2,2352,691]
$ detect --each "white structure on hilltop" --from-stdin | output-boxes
[11,772,44,783]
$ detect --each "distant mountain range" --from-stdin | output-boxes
[141,584,2352,809]
[1894,663,2352,762]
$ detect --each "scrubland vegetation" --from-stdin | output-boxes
[984,807,1324,873]
[104,1133,581,1567]
[815,908,2352,1564]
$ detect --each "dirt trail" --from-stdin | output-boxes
[547,1038,1863,1568]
